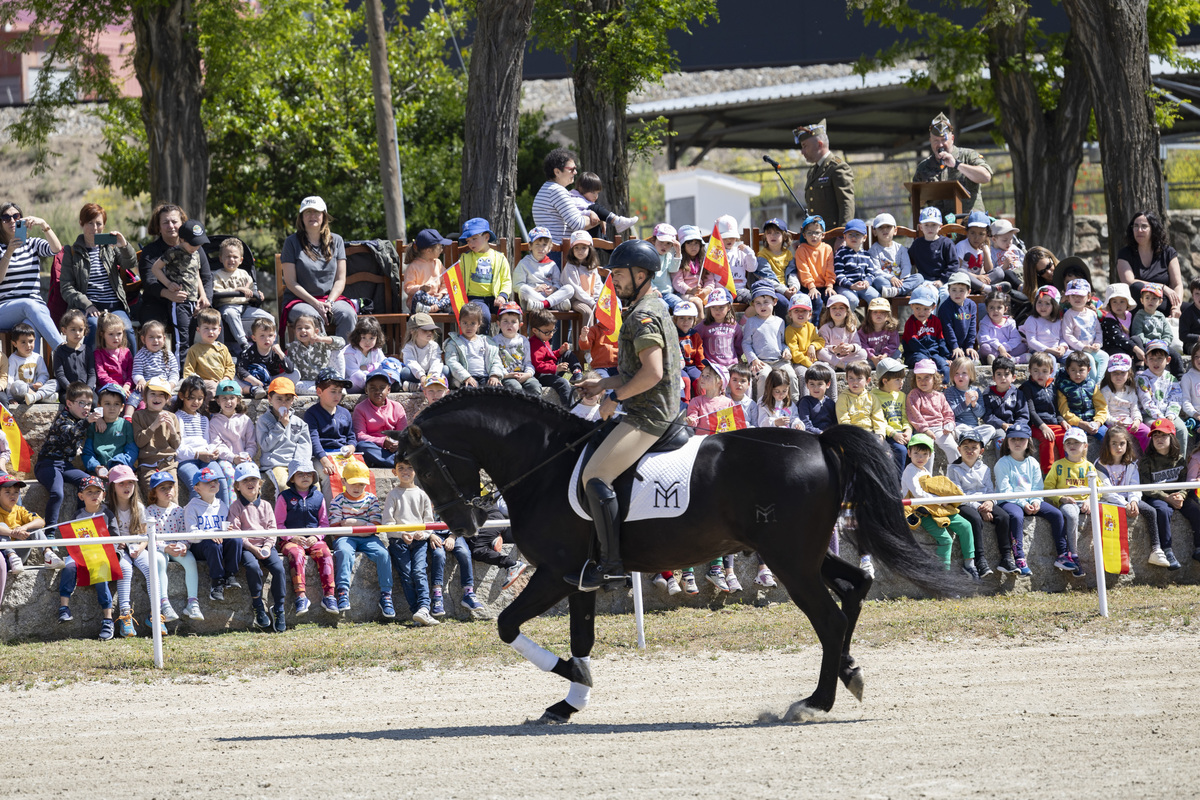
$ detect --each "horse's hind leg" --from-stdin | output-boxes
[539,591,597,725]
[768,561,848,719]
[821,553,871,702]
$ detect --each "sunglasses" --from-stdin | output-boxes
[0,214,21,223]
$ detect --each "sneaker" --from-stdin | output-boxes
[294,596,311,616]
[273,604,287,633]
[6,552,22,574]
[209,583,225,602]
[976,553,993,578]
[724,568,743,593]
[996,552,1018,574]
[665,576,682,595]
[98,618,115,641]
[253,387,268,401]
[336,589,351,613]
[43,551,65,570]
[321,595,338,615]
[1053,553,1078,572]
[160,601,180,623]
[859,554,875,579]
[681,571,699,595]
[962,563,980,581]
[430,593,446,617]
[1016,559,1032,577]
[225,575,242,590]
[183,598,204,620]
[1164,548,1182,571]
[705,565,730,592]
[379,592,396,619]
[611,213,639,233]
[412,607,440,627]
[652,573,670,593]
[57,605,72,623]
[881,286,900,298]
[460,592,484,612]
[252,601,272,630]
[755,566,777,587]
[1148,548,1170,567]
[501,561,528,590]
[117,608,137,638]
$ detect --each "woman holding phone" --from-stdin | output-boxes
[59,202,138,347]
[0,201,65,348]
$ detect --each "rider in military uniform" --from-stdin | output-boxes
[795,119,855,229]
[912,112,994,217]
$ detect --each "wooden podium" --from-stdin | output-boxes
[904,181,971,227]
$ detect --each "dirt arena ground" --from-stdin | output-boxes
[2,629,1196,799]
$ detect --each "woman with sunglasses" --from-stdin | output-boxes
[1011,246,1059,325]
[531,148,599,265]
[0,202,65,348]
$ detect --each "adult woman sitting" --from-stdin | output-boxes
[59,202,137,347]
[0,202,65,348]
[137,203,214,339]
[531,148,599,264]
[1116,211,1182,317]
[280,196,356,338]
[1011,246,1057,325]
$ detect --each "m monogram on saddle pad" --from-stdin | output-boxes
[568,434,705,522]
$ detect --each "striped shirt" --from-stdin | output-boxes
[0,237,53,303]
[531,182,590,243]
[329,492,382,526]
[86,247,119,304]
[132,347,181,385]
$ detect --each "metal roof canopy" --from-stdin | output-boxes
[550,60,1200,167]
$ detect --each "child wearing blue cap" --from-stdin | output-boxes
[456,217,512,328]
[82,383,137,481]
[184,465,238,602]
[832,219,880,311]
[227,462,288,631]
[403,229,453,314]
[902,285,951,380]
[786,215,836,321]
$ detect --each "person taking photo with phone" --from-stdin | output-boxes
[0,202,65,350]
[59,202,138,349]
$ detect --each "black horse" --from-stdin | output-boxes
[398,388,962,723]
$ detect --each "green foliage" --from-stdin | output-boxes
[628,116,675,165]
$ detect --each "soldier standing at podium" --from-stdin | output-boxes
[796,120,855,230]
[913,112,993,217]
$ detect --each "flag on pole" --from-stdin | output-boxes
[0,406,32,474]
[700,405,747,435]
[1099,502,1131,575]
[594,273,622,343]
[328,453,376,496]
[442,261,468,323]
[701,222,736,297]
[58,514,122,587]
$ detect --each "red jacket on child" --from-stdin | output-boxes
[678,328,705,368]
[530,336,567,376]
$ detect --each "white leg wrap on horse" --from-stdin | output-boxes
[510,634,559,672]
[565,657,591,711]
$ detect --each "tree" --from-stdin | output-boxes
[366,0,407,243]
[459,0,536,245]
[532,0,716,214]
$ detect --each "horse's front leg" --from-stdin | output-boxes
[538,590,597,724]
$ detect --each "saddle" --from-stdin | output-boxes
[574,414,692,513]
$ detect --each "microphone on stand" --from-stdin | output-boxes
[761,155,806,217]
[762,155,782,169]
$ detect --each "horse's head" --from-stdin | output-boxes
[392,425,486,536]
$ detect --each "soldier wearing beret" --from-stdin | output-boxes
[795,120,855,230]
[913,112,993,216]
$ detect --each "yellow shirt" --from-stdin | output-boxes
[757,247,791,283]
[0,504,40,530]
[836,389,888,436]
[872,388,911,437]
[784,322,824,367]
[182,341,236,382]
[1043,457,1095,507]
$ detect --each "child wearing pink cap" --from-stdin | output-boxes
[685,360,735,435]
[906,359,959,463]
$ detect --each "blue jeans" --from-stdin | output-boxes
[428,534,474,590]
[192,537,244,586]
[837,285,880,311]
[388,538,430,613]
[177,459,231,505]
[85,305,134,350]
[58,556,113,608]
[873,273,924,297]
[240,549,286,605]
[999,501,1065,560]
[357,441,396,469]
[333,535,393,593]
[0,298,65,350]
[34,457,88,527]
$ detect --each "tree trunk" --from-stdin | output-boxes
[365,0,406,244]
[460,0,534,249]
[131,0,209,221]
[571,0,629,216]
[986,3,1090,257]
[1061,0,1165,274]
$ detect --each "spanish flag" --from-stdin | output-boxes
[1099,502,1131,575]
[700,405,747,435]
[594,273,622,343]
[59,514,122,587]
[701,222,736,297]
[442,261,468,324]
[0,406,32,474]
[328,453,376,495]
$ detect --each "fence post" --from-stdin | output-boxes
[145,521,164,668]
[1087,472,1108,618]
[631,572,646,650]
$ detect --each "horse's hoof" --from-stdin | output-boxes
[845,667,864,702]
[551,656,594,687]
[783,698,829,723]
[525,700,577,725]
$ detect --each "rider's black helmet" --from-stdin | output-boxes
[608,239,660,275]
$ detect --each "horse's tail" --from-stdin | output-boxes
[819,425,973,598]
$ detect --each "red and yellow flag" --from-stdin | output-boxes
[700,405,747,435]
[328,453,376,496]
[442,261,468,323]
[701,222,736,297]
[58,514,122,587]
[594,273,622,343]
[0,406,32,474]
[1100,502,1131,575]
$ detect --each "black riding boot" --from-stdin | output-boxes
[565,478,626,591]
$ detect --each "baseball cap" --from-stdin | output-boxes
[947,272,971,288]
[299,196,328,214]
[867,297,891,313]
[762,217,788,233]
[965,210,990,229]
[716,215,740,239]
[826,294,850,308]
[677,225,704,243]
[843,219,867,235]
[913,359,937,375]
[178,219,210,247]
[341,459,371,486]
[497,302,522,318]
[315,368,352,389]
[1107,353,1132,373]
[788,293,812,311]
[421,373,449,389]
[191,467,221,487]
[97,382,128,400]
[1151,418,1177,437]
[570,230,594,248]
[1065,278,1092,297]
[751,285,776,300]
[267,376,296,396]
[1063,427,1088,444]
[919,207,942,225]
[910,285,937,307]
[875,357,905,382]
[78,476,105,492]
[872,213,896,229]
[1145,339,1171,355]
[409,312,437,331]
[907,433,935,450]
[233,462,261,483]
[1140,282,1164,298]
[148,471,176,490]
[957,430,985,445]
[705,288,731,307]
[458,217,495,243]
[701,358,729,393]
[414,228,452,249]
[652,223,678,242]
[107,464,137,485]
[526,226,553,242]
[145,377,174,396]
[673,303,698,317]
[1035,285,1061,302]
[0,473,26,489]
[801,214,826,232]
[990,219,1019,236]
[1005,422,1032,439]
[215,379,242,397]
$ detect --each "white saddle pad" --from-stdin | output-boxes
[568,434,705,522]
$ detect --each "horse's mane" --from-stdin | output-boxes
[416,386,594,435]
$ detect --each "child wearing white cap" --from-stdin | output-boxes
[561,230,603,326]
[513,227,573,312]
[868,213,920,298]
[715,215,758,305]
[816,294,867,371]
[907,206,954,302]
[1062,278,1109,380]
